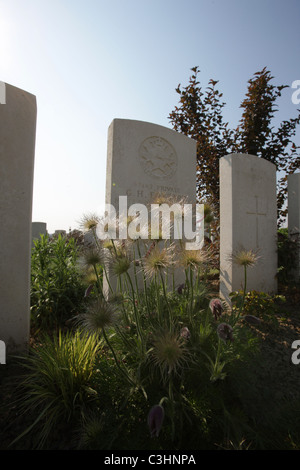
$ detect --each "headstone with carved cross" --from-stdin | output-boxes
[219,153,277,305]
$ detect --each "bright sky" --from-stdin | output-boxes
[0,0,299,233]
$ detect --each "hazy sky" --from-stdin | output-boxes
[0,0,299,233]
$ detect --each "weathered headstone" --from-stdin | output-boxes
[288,172,300,279]
[103,118,197,295]
[220,153,277,305]
[32,222,47,246]
[0,83,37,352]
[105,119,197,209]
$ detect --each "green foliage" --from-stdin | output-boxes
[230,289,285,326]
[277,228,300,284]
[30,234,86,330]
[169,67,234,208]
[16,223,263,450]
[169,66,300,224]
[10,213,299,450]
[12,330,101,449]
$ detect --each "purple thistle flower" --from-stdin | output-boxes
[217,323,234,343]
[177,283,185,295]
[147,405,165,438]
[180,327,191,340]
[84,284,94,298]
[209,298,223,320]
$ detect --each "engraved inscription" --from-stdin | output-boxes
[139,136,178,179]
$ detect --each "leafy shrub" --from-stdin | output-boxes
[230,290,285,325]
[30,234,86,330]
[277,228,299,285]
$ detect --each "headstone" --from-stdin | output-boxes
[105,119,197,209]
[288,172,300,279]
[0,83,37,352]
[220,153,277,305]
[54,230,66,237]
[32,222,47,246]
[103,118,197,295]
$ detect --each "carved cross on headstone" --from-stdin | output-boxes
[246,195,267,248]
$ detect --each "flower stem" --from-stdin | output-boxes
[102,327,136,387]
[189,266,194,315]
[159,268,172,325]
[125,272,144,348]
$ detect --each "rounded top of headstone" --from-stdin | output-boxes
[221,153,276,170]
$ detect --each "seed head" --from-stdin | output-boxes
[112,255,131,276]
[80,213,100,232]
[78,298,118,334]
[232,249,260,268]
[151,329,190,380]
[143,245,173,278]
[178,247,208,270]
[79,247,103,270]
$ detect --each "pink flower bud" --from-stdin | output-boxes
[180,327,191,340]
[217,323,234,343]
[177,283,185,295]
[209,298,223,320]
[84,284,94,298]
[147,405,165,438]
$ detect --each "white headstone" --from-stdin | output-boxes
[103,118,197,295]
[105,119,197,209]
[0,83,37,352]
[288,172,300,279]
[220,153,277,304]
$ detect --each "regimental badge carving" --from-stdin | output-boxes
[139,136,178,179]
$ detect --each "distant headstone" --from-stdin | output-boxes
[54,230,66,237]
[32,222,47,246]
[220,154,277,305]
[0,83,37,352]
[103,118,197,295]
[288,173,300,279]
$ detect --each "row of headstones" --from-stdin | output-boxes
[31,223,96,246]
[31,222,67,244]
[0,83,299,356]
